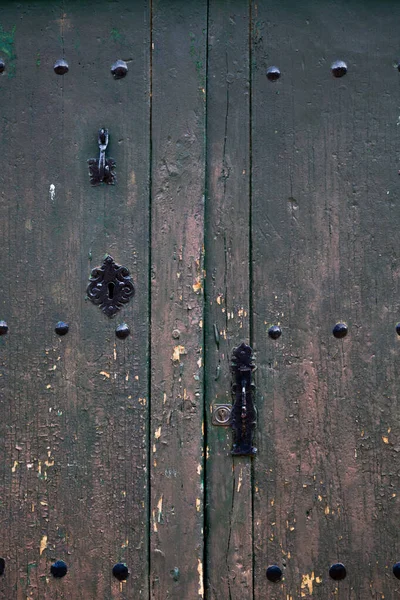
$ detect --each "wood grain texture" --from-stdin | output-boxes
[150,2,206,598]
[251,1,400,598]
[205,2,252,599]
[0,2,150,598]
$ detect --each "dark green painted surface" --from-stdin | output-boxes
[1,1,400,599]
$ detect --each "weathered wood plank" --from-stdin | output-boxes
[252,1,400,598]
[0,2,150,598]
[205,3,252,599]
[150,2,206,598]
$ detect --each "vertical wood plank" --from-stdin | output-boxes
[0,2,150,598]
[251,1,400,599]
[150,2,206,598]
[204,2,252,599]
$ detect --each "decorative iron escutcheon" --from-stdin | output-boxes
[88,128,116,185]
[231,342,257,457]
[87,255,134,317]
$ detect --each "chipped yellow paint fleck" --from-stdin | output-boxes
[172,345,186,362]
[138,397,147,405]
[388,427,391,433]
[100,371,110,378]
[197,559,204,597]
[155,427,162,440]
[237,469,243,492]
[153,444,156,453]
[382,436,389,444]
[196,498,201,512]
[46,384,52,389]
[197,464,202,475]
[316,576,322,584]
[193,279,202,293]
[197,357,202,368]
[163,393,167,404]
[152,510,158,532]
[50,365,57,371]
[325,506,330,515]
[114,346,117,360]
[270,499,274,506]
[318,495,323,501]
[301,572,315,596]
[40,535,48,555]
[121,539,129,548]
[216,294,223,305]
[11,460,18,472]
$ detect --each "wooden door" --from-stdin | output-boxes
[1,1,400,599]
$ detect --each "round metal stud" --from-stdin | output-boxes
[172,329,181,339]
[396,323,400,336]
[54,59,69,75]
[111,59,128,79]
[331,60,347,78]
[0,321,8,335]
[266,66,281,81]
[50,560,68,578]
[266,565,282,582]
[268,325,282,340]
[333,322,348,339]
[116,323,130,339]
[393,562,400,579]
[112,562,130,581]
[55,321,69,336]
[329,563,346,580]
[0,558,5,576]
[0,60,5,74]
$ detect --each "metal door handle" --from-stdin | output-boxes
[212,342,257,457]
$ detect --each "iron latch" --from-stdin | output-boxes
[88,128,116,185]
[212,343,257,457]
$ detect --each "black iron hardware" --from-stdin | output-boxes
[331,60,347,78]
[54,59,69,75]
[0,321,8,335]
[266,565,283,582]
[266,65,281,81]
[115,323,130,339]
[88,128,116,186]
[55,321,69,336]
[329,563,347,580]
[87,255,134,318]
[231,342,257,456]
[112,563,130,581]
[50,560,68,578]
[111,59,128,79]
[332,322,348,338]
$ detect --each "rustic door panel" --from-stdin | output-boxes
[150,1,206,598]
[252,1,400,598]
[205,2,252,599]
[0,2,150,598]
